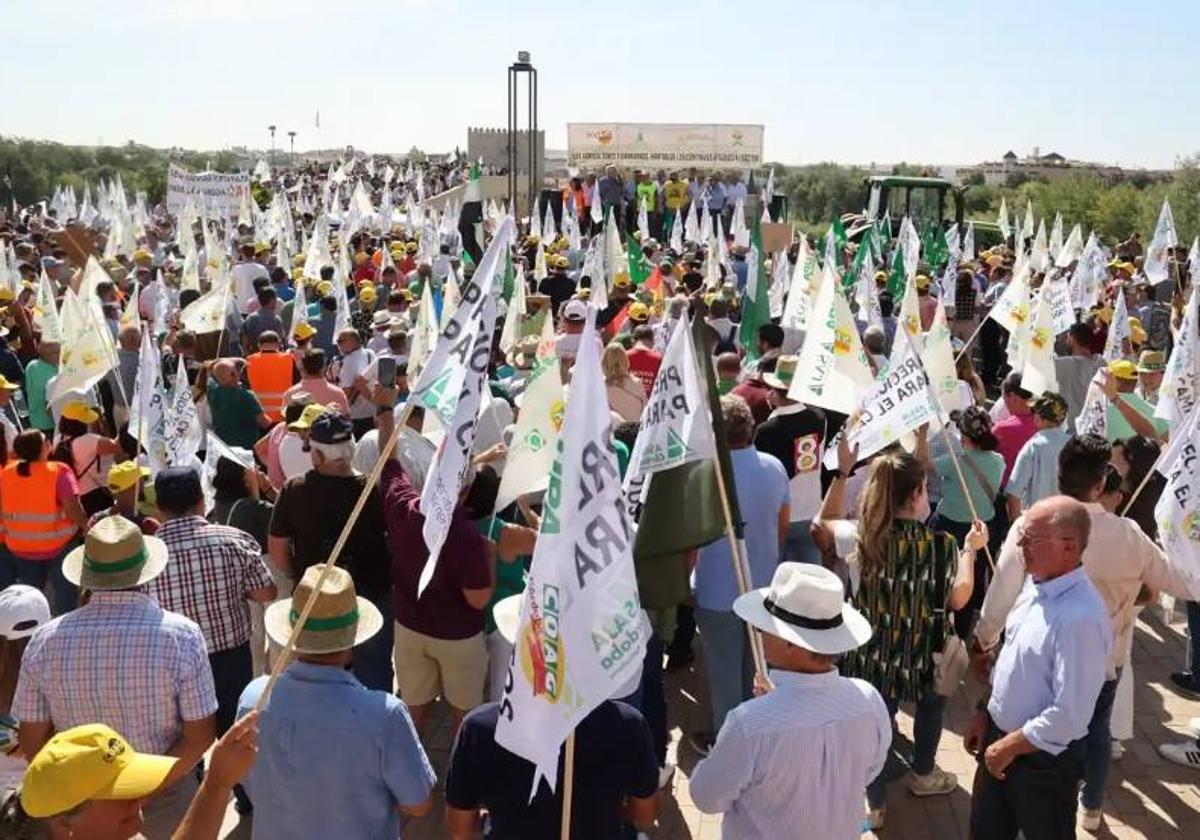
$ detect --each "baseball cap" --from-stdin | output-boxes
[293,321,317,341]
[0,584,50,639]
[308,411,353,444]
[288,403,328,431]
[154,466,204,512]
[106,461,150,494]
[61,401,100,425]
[628,302,650,323]
[1108,360,1138,381]
[20,724,177,818]
[563,299,587,321]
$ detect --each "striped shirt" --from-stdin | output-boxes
[689,668,891,840]
[149,516,275,653]
[12,591,216,755]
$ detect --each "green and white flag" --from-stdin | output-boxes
[494,351,565,513]
[788,264,874,414]
[34,270,62,343]
[495,303,646,796]
[922,304,962,412]
[1020,283,1058,397]
[1153,407,1200,599]
[1144,198,1178,284]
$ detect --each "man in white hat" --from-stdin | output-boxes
[12,516,216,840]
[689,563,890,840]
[237,565,434,840]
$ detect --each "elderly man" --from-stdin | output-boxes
[238,565,434,840]
[689,395,789,754]
[13,516,217,839]
[690,564,889,839]
[333,327,376,439]
[209,358,270,449]
[976,435,1196,831]
[966,496,1110,840]
[1134,349,1165,405]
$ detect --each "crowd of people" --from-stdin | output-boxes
[0,152,1194,840]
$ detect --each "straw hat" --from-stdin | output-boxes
[762,355,798,392]
[733,563,872,655]
[264,565,382,655]
[63,515,169,590]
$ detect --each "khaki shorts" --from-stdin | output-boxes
[393,622,487,710]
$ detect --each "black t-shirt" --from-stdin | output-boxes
[538,274,576,319]
[446,701,658,840]
[753,406,827,480]
[268,471,390,599]
[681,271,704,294]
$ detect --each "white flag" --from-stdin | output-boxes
[1102,290,1130,363]
[165,355,202,467]
[1056,224,1083,268]
[637,203,650,242]
[495,304,645,795]
[1144,199,1178,284]
[788,265,874,414]
[499,264,527,356]
[998,197,1011,241]
[1154,407,1200,599]
[180,278,232,335]
[411,218,514,595]
[34,270,62,343]
[669,209,684,253]
[1156,285,1199,426]
[1031,219,1049,271]
[961,222,976,263]
[897,272,923,346]
[1021,201,1035,242]
[922,305,962,413]
[1048,213,1064,260]
[494,353,564,513]
[988,266,1032,333]
[624,318,715,489]
[128,328,170,474]
[782,237,819,332]
[684,199,700,244]
[1046,275,1075,336]
[121,275,142,332]
[1020,283,1058,397]
[47,289,117,405]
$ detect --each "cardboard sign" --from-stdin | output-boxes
[762,222,791,255]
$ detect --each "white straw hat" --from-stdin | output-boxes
[733,563,872,655]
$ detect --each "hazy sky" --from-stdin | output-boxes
[8,0,1195,168]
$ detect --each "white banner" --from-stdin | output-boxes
[567,123,763,170]
[838,336,940,463]
[1155,408,1200,599]
[166,164,251,214]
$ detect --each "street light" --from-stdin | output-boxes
[288,131,296,165]
[507,51,537,222]
[268,125,276,163]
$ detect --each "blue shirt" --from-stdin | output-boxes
[692,447,789,611]
[705,182,727,211]
[988,567,1111,755]
[1006,426,1070,510]
[238,662,435,840]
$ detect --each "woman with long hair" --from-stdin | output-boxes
[50,402,121,517]
[602,342,647,423]
[0,431,87,615]
[812,438,985,830]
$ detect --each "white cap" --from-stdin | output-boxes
[0,585,51,639]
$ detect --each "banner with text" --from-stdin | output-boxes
[166,164,251,214]
[567,123,764,170]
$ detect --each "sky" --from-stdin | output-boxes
[7,0,1197,169]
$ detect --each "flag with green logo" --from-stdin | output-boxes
[739,218,770,359]
[886,248,906,300]
[627,233,651,285]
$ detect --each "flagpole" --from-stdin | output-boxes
[1118,405,1195,515]
[560,732,576,840]
[953,317,988,364]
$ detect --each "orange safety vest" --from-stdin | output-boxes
[246,351,294,422]
[1,461,77,558]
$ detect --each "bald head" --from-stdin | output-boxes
[212,359,239,386]
[1020,496,1090,582]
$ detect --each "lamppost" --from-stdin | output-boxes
[507,51,537,223]
[288,131,296,165]
[268,125,276,164]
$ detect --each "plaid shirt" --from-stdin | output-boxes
[12,591,216,755]
[148,516,275,653]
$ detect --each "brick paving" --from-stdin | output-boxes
[220,603,1200,839]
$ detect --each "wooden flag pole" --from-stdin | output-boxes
[254,399,414,711]
[560,732,576,840]
[954,317,988,364]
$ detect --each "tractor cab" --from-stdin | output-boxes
[863,175,965,236]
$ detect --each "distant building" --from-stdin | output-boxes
[959,147,1171,186]
[467,127,544,185]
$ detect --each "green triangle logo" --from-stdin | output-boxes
[666,429,691,462]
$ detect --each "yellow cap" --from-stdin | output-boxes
[405,242,417,253]
[254,242,270,254]
[915,274,931,290]
[628,302,650,322]
[288,403,329,431]
[292,254,306,267]
[21,724,177,818]
[107,461,150,493]
[132,249,153,264]
[1129,318,1147,346]
[613,274,632,289]
[0,375,19,391]
[316,280,334,297]
[0,287,15,303]
[293,321,317,341]
[291,267,306,281]
[1108,360,1138,381]
[358,286,377,304]
[61,401,100,425]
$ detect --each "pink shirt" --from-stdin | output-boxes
[284,377,351,417]
[992,412,1038,488]
[263,423,289,490]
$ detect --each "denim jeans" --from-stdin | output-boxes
[352,591,395,692]
[0,546,78,616]
[694,606,752,734]
[1080,672,1121,810]
[1187,600,1200,675]
[638,634,667,766]
[782,520,822,565]
[866,690,947,808]
[209,642,253,736]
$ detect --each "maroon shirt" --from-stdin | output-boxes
[731,380,774,426]
[380,460,492,640]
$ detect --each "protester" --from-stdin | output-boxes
[1004,393,1070,521]
[13,516,216,839]
[238,564,433,839]
[0,585,51,794]
[602,342,648,422]
[52,400,121,515]
[285,348,350,415]
[89,460,159,533]
[243,331,296,424]
[207,359,269,449]
[690,563,889,839]
[333,327,376,438]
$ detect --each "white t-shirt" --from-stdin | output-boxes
[232,261,270,312]
[337,348,376,420]
[70,433,110,495]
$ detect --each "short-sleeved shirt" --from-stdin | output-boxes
[1105,392,1168,442]
[380,460,492,639]
[208,383,264,450]
[1007,426,1071,510]
[238,663,434,840]
[992,411,1039,488]
[478,516,527,635]
[269,471,391,601]
[12,591,216,755]
[445,701,658,840]
[337,347,376,420]
[23,359,57,432]
[934,447,1006,523]
[626,346,662,397]
[753,404,828,522]
[693,447,789,612]
[841,519,958,703]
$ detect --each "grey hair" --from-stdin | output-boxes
[308,440,356,464]
[862,325,886,355]
[720,394,755,447]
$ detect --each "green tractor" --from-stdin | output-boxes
[846,175,1004,251]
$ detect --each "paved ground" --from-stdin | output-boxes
[220,602,1200,839]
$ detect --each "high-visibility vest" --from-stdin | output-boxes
[246,351,294,422]
[1,461,77,558]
